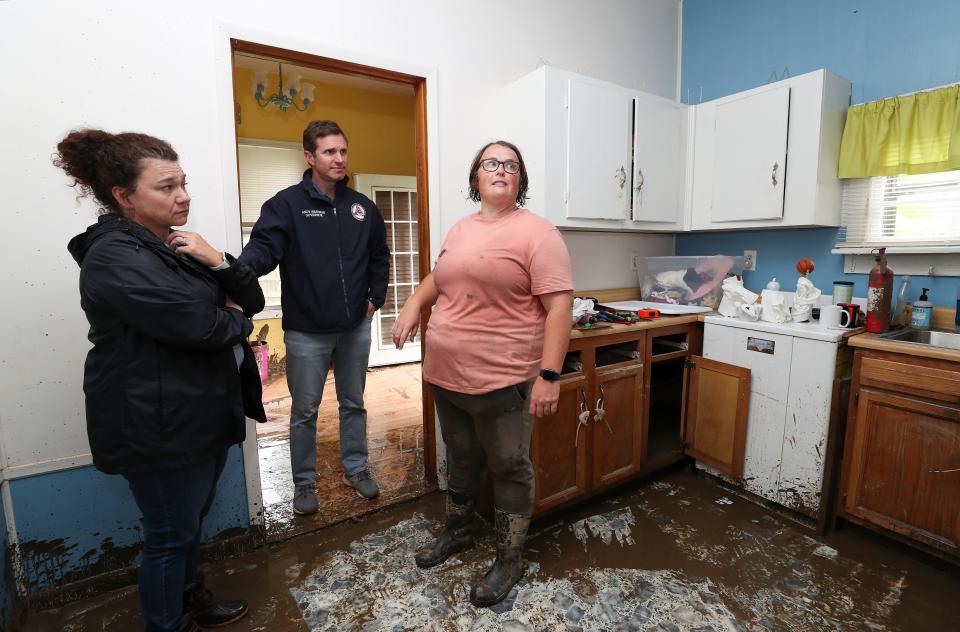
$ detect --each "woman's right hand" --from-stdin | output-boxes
[225,297,243,312]
[392,300,421,349]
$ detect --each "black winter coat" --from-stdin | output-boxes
[238,172,390,334]
[68,216,267,475]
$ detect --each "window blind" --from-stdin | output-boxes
[237,143,307,224]
[836,170,960,251]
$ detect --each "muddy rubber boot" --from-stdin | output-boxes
[469,508,530,607]
[415,490,476,569]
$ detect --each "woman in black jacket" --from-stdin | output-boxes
[56,129,266,632]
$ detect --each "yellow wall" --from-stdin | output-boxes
[233,67,416,177]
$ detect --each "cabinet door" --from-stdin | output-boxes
[565,77,633,220]
[710,85,789,222]
[531,374,590,515]
[591,361,645,488]
[682,356,751,479]
[631,93,686,225]
[843,388,960,555]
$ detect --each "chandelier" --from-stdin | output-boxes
[251,62,315,112]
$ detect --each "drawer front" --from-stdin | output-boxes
[859,355,960,403]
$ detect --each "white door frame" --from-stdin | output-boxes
[212,20,441,536]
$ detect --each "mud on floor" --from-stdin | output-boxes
[21,468,960,631]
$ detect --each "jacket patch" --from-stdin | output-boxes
[351,203,366,221]
[302,209,326,218]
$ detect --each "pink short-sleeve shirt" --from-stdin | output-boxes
[422,209,573,394]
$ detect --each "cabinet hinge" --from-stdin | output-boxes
[854,391,859,406]
[683,359,695,370]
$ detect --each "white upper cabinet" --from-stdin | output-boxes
[689,69,852,230]
[495,66,688,231]
[630,92,687,227]
[565,77,633,221]
[711,85,789,222]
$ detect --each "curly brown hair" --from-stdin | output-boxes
[53,129,178,215]
[467,140,529,207]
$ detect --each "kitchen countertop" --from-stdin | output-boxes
[848,330,960,363]
[570,314,703,339]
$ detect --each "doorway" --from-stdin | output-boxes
[230,41,435,541]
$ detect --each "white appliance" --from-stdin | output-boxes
[701,315,848,518]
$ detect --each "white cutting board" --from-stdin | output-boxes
[602,300,713,315]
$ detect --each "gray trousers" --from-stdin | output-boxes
[429,381,535,516]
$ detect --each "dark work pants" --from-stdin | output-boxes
[124,450,228,632]
[429,382,535,516]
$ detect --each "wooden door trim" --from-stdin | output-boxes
[230,39,437,484]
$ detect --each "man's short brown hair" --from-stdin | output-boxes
[303,120,348,153]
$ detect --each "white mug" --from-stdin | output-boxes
[820,304,850,329]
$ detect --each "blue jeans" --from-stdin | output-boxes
[124,450,227,632]
[285,319,371,487]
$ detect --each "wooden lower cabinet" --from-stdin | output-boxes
[530,374,590,513]
[531,321,749,517]
[840,349,960,558]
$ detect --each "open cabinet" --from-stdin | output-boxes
[531,321,751,517]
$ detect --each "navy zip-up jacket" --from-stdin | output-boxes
[239,170,390,334]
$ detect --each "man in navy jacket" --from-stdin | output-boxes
[239,120,390,515]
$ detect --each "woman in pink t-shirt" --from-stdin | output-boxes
[393,140,573,607]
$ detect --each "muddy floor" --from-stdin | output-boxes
[21,468,960,631]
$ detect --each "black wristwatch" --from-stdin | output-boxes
[539,368,561,382]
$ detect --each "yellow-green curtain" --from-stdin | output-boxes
[838,84,960,178]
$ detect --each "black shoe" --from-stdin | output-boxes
[469,508,530,608]
[184,585,248,628]
[415,491,476,569]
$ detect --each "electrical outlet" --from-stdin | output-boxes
[743,250,757,272]
[630,252,643,271]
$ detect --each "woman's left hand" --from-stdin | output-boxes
[166,231,224,268]
[529,377,560,418]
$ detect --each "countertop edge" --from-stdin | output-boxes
[848,332,960,363]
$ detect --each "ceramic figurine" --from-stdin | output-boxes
[793,258,821,322]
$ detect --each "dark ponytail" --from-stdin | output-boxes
[53,129,178,215]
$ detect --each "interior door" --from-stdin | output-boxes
[565,77,633,220]
[710,85,790,222]
[352,174,421,367]
[682,356,751,479]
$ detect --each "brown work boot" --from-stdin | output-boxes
[415,490,476,568]
[469,508,530,607]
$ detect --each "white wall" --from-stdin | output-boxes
[0,0,680,472]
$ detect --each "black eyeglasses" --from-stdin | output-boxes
[479,158,520,174]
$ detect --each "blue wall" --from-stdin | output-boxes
[679,0,960,307]
[7,445,248,594]
[1,492,14,630]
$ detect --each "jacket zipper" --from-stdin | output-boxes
[333,207,351,320]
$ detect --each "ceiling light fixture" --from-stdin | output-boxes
[251,62,315,112]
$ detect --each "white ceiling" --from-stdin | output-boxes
[233,53,414,98]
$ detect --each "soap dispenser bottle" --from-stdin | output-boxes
[911,287,933,330]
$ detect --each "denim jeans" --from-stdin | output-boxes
[124,450,227,632]
[429,381,535,515]
[285,318,371,487]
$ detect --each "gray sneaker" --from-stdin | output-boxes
[343,469,380,499]
[292,485,318,515]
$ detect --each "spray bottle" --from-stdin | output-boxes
[866,247,893,333]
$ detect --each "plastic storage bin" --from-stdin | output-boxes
[639,255,745,308]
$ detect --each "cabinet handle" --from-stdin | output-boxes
[771,162,779,187]
[595,384,613,434]
[574,387,590,447]
[634,167,644,207]
[615,166,627,194]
